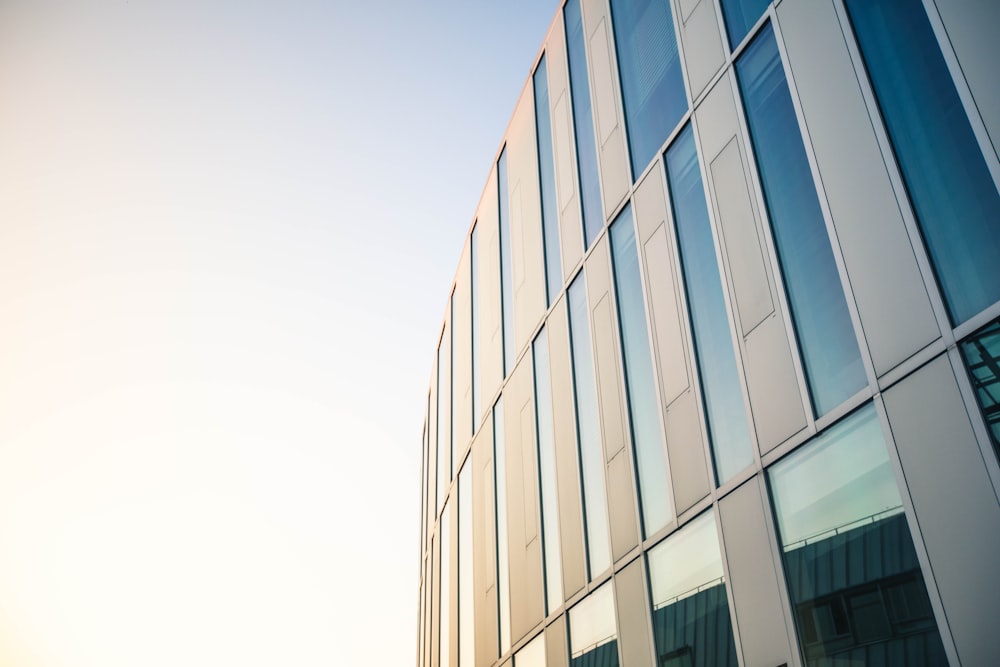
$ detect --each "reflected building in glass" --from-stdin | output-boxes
[416,1,1000,666]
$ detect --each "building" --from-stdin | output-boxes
[416,0,1000,665]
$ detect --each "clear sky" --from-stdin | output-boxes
[0,1,557,664]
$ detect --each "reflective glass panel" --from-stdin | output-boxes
[471,224,481,432]
[570,582,619,667]
[494,397,512,654]
[719,0,769,49]
[609,205,673,533]
[440,499,451,667]
[515,633,546,667]
[534,55,563,306]
[532,326,564,613]
[647,512,738,667]
[458,465,474,667]
[437,336,450,511]
[498,149,515,376]
[568,275,612,577]
[736,24,866,416]
[564,0,604,248]
[769,405,947,665]
[666,124,753,483]
[609,0,686,177]
[845,0,1000,325]
[960,317,1000,456]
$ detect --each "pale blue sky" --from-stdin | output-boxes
[0,1,556,664]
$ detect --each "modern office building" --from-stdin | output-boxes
[415,0,1000,665]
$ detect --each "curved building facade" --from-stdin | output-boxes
[416,1,1000,666]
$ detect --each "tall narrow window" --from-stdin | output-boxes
[666,124,753,483]
[769,405,948,665]
[439,499,451,667]
[437,322,452,511]
[845,0,1000,325]
[532,326,563,614]
[567,275,612,578]
[471,224,481,432]
[609,205,673,534]
[534,55,563,306]
[719,0,769,49]
[569,583,619,667]
[450,293,456,477]
[458,465,474,667]
[609,0,686,177]
[564,0,604,248]
[960,317,1000,456]
[736,24,866,416]
[498,149,515,377]
[493,397,512,654]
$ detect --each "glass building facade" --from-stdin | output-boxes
[417,1,1000,666]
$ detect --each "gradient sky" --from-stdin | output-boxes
[0,1,557,664]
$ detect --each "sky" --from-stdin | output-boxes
[0,1,557,664]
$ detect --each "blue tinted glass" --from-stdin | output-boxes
[609,206,673,534]
[532,327,564,613]
[845,0,1000,325]
[493,397,511,653]
[960,318,1000,456]
[568,275,612,577]
[498,149,515,377]
[564,0,604,248]
[666,125,753,483]
[471,225,480,432]
[769,406,947,665]
[719,0,769,49]
[609,0,686,177]
[534,55,564,306]
[737,25,866,416]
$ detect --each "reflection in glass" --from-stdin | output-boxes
[493,397,512,654]
[609,206,673,534]
[564,0,604,248]
[569,583,619,667]
[845,0,1000,325]
[718,0,769,49]
[498,149,515,376]
[458,466,474,667]
[534,55,563,306]
[515,632,546,667]
[960,317,1000,456]
[647,512,738,667]
[568,275,612,577]
[532,327,564,613]
[471,224,481,432]
[736,25,866,416]
[769,405,947,665]
[440,499,451,667]
[666,124,753,483]
[437,333,450,512]
[609,0,686,177]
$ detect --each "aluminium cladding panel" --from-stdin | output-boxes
[446,500,458,667]
[614,558,654,667]
[883,354,1000,666]
[478,165,504,422]
[673,0,726,101]
[502,354,546,645]
[695,75,807,454]
[431,530,440,667]
[546,16,586,282]
[718,477,798,667]
[933,0,1000,155]
[585,237,640,561]
[776,0,940,377]
[471,411,499,667]
[545,616,569,667]
[506,87,548,355]
[441,314,453,493]
[453,243,473,454]
[633,163,711,514]
[546,295,588,599]
[581,0,631,216]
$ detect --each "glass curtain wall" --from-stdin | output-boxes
[718,0,769,49]
[440,500,451,667]
[493,396,512,654]
[458,466,474,667]
[498,149,515,376]
[471,224,481,432]
[532,326,564,613]
[569,583,620,667]
[960,317,1000,454]
[534,55,563,306]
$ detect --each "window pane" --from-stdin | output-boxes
[736,24,866,416]
[845,0,1000,324]
[515,633,546,667]
[534,55,563,306]
[609,205,673,533]
[498,149,515,376]
[960,317,1000,456]
[647,512,738,666]
[440,499,451,667]
[769,405,948,665]
[437,332,450,511]
[609,0,686,177]
[471,224,481,433]
[568,275,612,577]
[569,582,619,667]
[666,124,753,483]
[532,327,564,614]
[494,397,512,654]
[564,0,604,248]
[459,465,474,667]
[719,0,769,49]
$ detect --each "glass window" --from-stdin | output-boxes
[498,149,515,376]
[736,24,866,416]
[437,335,450,511]
[960,317,1000,456]
[564,0,604,249]
[493,397,512,654]
[569,582,619,667]
[440,499,451,667]
[719,0,769,49]
[609,205,673,534]
[459,465,474,667]
[532,326,564,614]
[769,405,948,665]
[471,224,481,432]
[844,0,1000,325]
[534,55,564,306]
[666,124,754,483]
[609,0,686,177]
[567,275,612,577]
[647,511,738,666]
[515,632,546,667]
